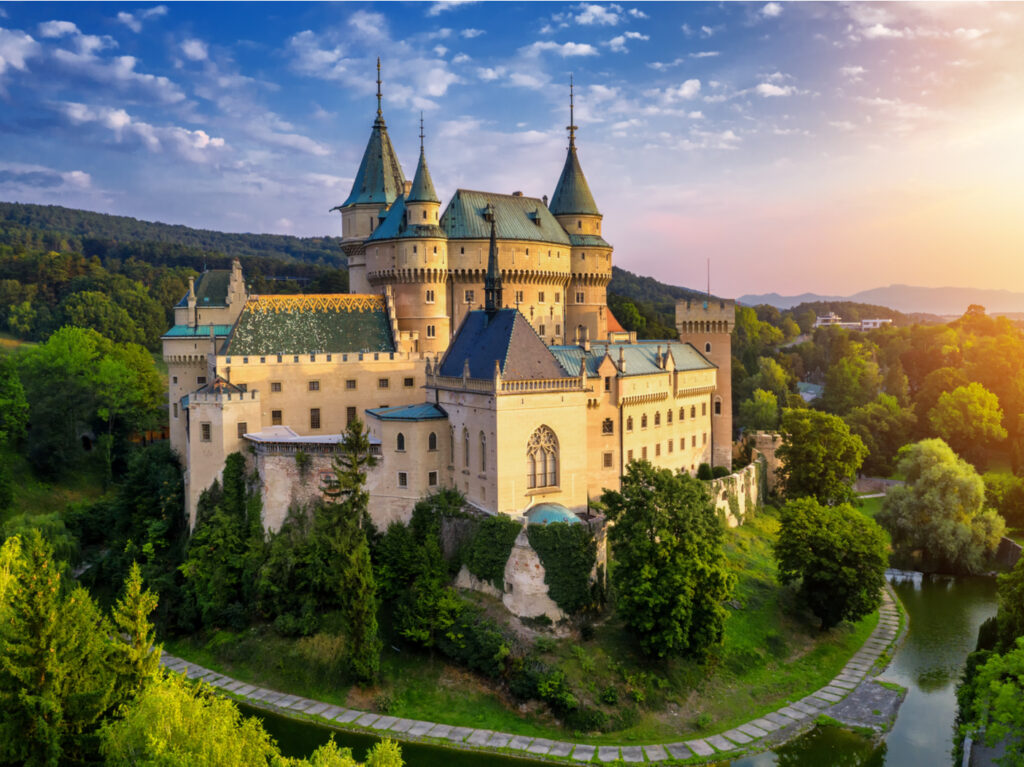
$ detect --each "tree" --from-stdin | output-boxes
[738,388,779,432]
[821,353,882,415]
[996,556,1024,653]
[110,562,162,697]
[929,382,1007,465]
[963,638,1024,766]
[600,461,734,659]
[0,356,28,446]
[844,393,916,477]
[774,498,888,630]
[878,439,1005,574]
[776,408,867,505]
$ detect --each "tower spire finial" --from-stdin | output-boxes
[376,57,382,118]
[567,74,577,149]
[419,111,425,152]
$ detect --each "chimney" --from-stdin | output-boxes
[583,325,590,353]
[618,346,625,374]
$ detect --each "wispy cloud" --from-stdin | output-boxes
[761,3,783,19]
[521,40,599,57]
[426,0,479,17]
[115,5,167,34]
[181,38,209,62]
[606,30,648,53]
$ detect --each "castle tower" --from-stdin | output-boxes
[334,58,407,294]
[549,77,612,342]
[676,296,735,469]
[365,117,450,353]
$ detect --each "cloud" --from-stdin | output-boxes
[690,51,719,58]
[627,8,647,19]
[460,28,484,38]
[829,120,856,131]
[862,23,905,39]
[115,6,167,33]
[521,40,599,57]
[51,49,185,103]
[57,101,227,162]
[761,3,783,18]
[508,71,545,88]
[754,82,796,96]
[452,53,470,64]
[574,3,623,26]
[606,30,648,53]
[434,44,448,57]
[0,163,92,190]
[840,65,866,81]
[38,20,80,39]
[953,27,987,41]
[668,79,701,100]
[426,0,479,17]
[181,38,209,61]
[349,10,388,42]
[0,28,42,81]
[678,127,740,150]
[700,25,717,38]
[477,66,505,81]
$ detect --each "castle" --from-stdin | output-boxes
[163,66,735,534]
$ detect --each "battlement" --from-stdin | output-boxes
[676,297,735,334]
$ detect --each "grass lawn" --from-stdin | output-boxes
[0,332,34,357]
[165,508,880,745]
[856,496,884,519]
[0,448,108,523]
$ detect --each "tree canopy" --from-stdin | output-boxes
[928,382,1007,465]
[776,408,867,505]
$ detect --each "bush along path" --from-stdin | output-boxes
[158,590,904,764]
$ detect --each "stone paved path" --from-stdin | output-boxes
[160,590,902,763]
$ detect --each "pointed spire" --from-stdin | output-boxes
[407,114,440,204]
[484,204,502,312]
[376,56,383,119]
[549,76,600,217]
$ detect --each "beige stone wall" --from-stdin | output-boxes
[253,449,337,532]
[502,527,565,623]
[753,431,783,491]
[706,455,766,528]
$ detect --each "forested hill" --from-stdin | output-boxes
[0,202,344,265]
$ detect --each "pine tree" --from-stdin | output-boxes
[110,561,162,697]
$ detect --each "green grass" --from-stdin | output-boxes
[856,496,884,519]
[0,331,34,357]
[0,448,108,524]
[166,508,881,745]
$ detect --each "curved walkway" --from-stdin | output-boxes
[159,592,902,764]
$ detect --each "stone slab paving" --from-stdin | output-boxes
[157,586,907,765]
[572,745,596,761]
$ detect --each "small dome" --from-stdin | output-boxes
[525,503,581,526]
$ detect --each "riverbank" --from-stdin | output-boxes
[158,588,904,763]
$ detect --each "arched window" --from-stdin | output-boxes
[667,410,673,424]
[480,432,487,472]
[463,427,470,468]
[641,413,648,429]
[626,416,634,432]
[449,427,455,461]
[527,425,559,489]
[396,432,405,452]
[690,405,696,418]
[428,432,437,451]
[654,412,661,426]
[705,342,712,353]
[714,398,722,416]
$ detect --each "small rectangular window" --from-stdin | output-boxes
[173,403,178,418]
[668,439,674,453]
[555,292,560,303]
[398,472,408,488]
[326,354,332,362]
[604,377,611,392]
[272,410,282,426]
[260,356,266,364]
[515,290,524,304]
[346,406,357,425]
[603,452,613,468]
[308,380,320,392]
[538,291,545,303]
[197,376,207,385]
[346,379,356,390]
[556,324,561,335]
[627,449,634,462]
[642,446,648,460]
[655,443,661,457]
[378,378,389,389]
[172,376,178,384]
[576,291,585,303]
[293,356,299,363]
[310,354,316,362]
[310,408,321,430]
[237,422,248,439]
[703,432,708,445]
[200,422,211,442]
[426,324,436,338]
[539,324,546,337]
[702,402,707,416]
[428,471,438,487]
[271,381,282,392]
[692,435,697,448]
[464,289,475,304]
[425,289,435,304]
[404,377,415,387]
[243,357,248,364]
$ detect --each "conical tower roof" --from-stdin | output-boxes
[407,116,440,204]
[342,59,407,207]
[548,76,601,217]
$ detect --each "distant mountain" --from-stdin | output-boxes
[740,284,1024,316]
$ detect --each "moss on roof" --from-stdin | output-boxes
[223,295,395,355]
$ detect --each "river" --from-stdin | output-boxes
[244,571,997,766]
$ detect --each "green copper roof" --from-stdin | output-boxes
[549,147,600,217]
[223,296,395,355]
[549,341,715,378]
[407,148,440,204]
[367,403,448,421]
[366,195,447,242]
[342,116,406,207]
[440,190,570,245]
[175,270,231,307]
[568,233,611,249]
[162,324,233,339]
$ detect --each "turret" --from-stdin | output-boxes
[405,114,442,228]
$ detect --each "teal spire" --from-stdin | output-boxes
[484,203,502,312]
[549,75,600,217]
[342,58,407,207]
[407,113,440,204]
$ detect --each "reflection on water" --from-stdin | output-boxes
[240,571,997,767]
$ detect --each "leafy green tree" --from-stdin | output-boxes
[821,353,882,415]
[995,556,1024,653]
[0,356,28,446]
[776,408,867,505]
[738,388,779,432]
[929,382,1007,465]
[395,532,462,650]
[774,498,888,630]
[963,638,1024,766]
[983,471,1024,528]
[58,290,143,345]
[600,461,734,659]
[844,393,917,477]
[878,439,1005,574]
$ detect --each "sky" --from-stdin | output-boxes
[1,1,1023,298]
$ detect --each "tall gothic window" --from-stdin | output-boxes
[450,427,455,462]
[480,432,487,472]
[396,432,405,452]
[463,427,470,468]
[428,432,437,451]
[527,425,559,489]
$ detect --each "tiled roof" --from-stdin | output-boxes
[568,233,611,248]
[341,117,406,207]
[440,190,571,245]
[196,376,246,395]
[162,324,234,339]
[549,147,600,217]
[548,340,716,378]
[223,294,394,356]
[175,270,231,307]
[439,308,571,381]
[407,148,440,204]
[606,310,624,333]
[366,195,447,242]
[366,403,448,421]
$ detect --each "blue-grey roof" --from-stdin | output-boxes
[162,324,234,339]
[549,147,600,217]
[366,403,448,421]
[438,308,571,381]
[175,270,231,307]
[440,190,571,245]
[548,341,716,378]
[526,503,581,525]
[407,148,439,204]
[366,195,447,243]
[341,116,406,207]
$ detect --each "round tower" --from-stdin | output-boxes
[549,78,612,343]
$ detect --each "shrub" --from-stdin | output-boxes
[462,515,521,589]
[526,522,597,615]
[564,705,607,733]
[697,463,713,480]
[712,465,730,479]
[599,685,619,705]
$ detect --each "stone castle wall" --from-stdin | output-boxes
[706,453,767,527]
